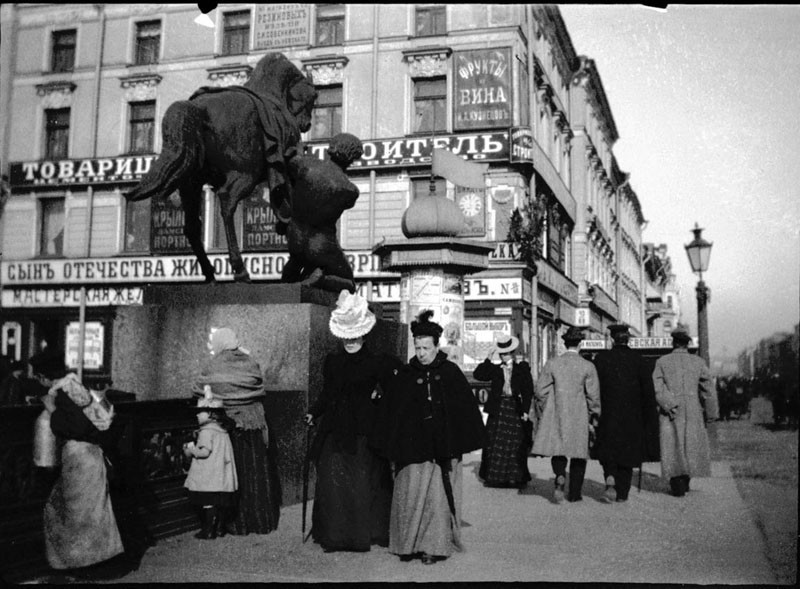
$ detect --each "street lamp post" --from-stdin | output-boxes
[684,223,713,366]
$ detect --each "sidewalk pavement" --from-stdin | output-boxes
[26,453,777,584]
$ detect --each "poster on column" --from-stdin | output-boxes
[440,274,465,367]
[462,319,511,372]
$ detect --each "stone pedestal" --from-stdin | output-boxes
[112,282,406,505]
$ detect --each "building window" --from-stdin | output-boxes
[45,108,70,160]
[415,5,445,37]
[128,101,155,154]
[135,20,161,65]
[51,29,76,73]
[39,198,65,257]
[309,85,342,140]
[412,177,446,199]
[124,199,150,252]
[315,4,344,47]
[222,10,250,55]
[413,78,447,134]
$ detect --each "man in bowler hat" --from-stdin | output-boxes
[592,324,659,503]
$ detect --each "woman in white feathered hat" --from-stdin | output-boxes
[303,290,401,552]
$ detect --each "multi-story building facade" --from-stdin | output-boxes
[643,243,680,337]
[0,4,649,388]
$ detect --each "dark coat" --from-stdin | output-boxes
[593,345,660,467]
[472,359,533,418]
[309,346,401,458]
[371,351,486,466]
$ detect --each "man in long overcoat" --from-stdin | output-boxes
[592,324,659,503]
[652,326,718,497]
[531,327,601,503]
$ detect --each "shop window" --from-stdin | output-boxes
[212,196,243,250]
[45,108,70,160]
[128,101,155,154]
[51,29,76,73]
[415,5,445,37]
[315,4,344,47]
[134,20,161,65]
[39,198,65,257]
[412,176,446,199]
[222,10,250,56]
[413,77,447,134]
[124,198,151,252]
[309,85,342,140]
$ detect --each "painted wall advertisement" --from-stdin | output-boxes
[453,48,512,131]
[254,4,310,50]
[66,321,104,370]
[243,188,288,251]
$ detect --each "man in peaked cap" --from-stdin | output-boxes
[531,326,601,503]
[592,323,659,503]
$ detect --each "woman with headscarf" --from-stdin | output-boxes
[192,327,281,535]
[303,290,401,552]
[372,310,486,565]
[32,348,130,579]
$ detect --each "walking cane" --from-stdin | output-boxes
[302,423,313,543]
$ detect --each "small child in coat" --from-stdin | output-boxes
[183,387,238,539]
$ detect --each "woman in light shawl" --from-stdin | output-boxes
[192,327,281,535]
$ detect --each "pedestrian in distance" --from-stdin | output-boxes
[531,327,601,503]
[0,358,25,406]
[372,310,486,565]
[473,332,533,489]
[592,323,660,503]
[183,388,238,540]
[652,326,718,497]
[192,327,281,535]
[303,290,400,552]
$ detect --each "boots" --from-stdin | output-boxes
[195,507,217,540]
[214,507,227,538]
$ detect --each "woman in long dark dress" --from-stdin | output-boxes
[304,290,399,552]
[193,327,281,535]
[473,333,533,488]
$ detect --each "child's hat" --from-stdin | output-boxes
[194,388,223,411]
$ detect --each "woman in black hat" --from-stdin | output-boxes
[473,333,533,488]
[372,310,485,565]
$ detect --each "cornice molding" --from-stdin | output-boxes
[206,64,252,87]
[119,72,162,102]
[36,81,77,109]
[301,55,349,86]
[403,46,452,78]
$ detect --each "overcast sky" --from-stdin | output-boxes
[558,4,800,359]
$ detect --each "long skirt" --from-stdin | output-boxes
[479,397,531,487]
[311,434,392,551]
[44,441,124,569]
[389,458,463,558]
[227,428,281,535]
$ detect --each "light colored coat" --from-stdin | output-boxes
[532,350,601,459]
[652,348,718,479]
[184,421,238,493]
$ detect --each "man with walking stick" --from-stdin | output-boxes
[592,324,660,503]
